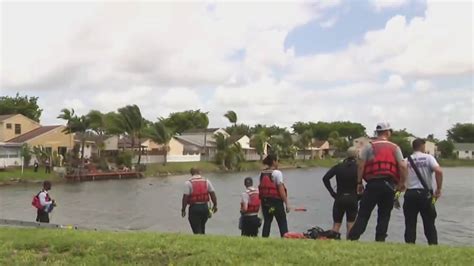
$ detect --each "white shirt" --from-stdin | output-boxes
[240,187,258,206]
[183,175,215,195]
[271,170,284,185]
[38,190,52,207]
[406,151,439,190]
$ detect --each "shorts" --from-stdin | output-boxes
[333,193,358,223]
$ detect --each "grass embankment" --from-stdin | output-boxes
[0,228,472,265]
[144,158,340,177]
[0,167,60,184]
[438,159,474,167]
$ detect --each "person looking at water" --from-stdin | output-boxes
[322,147,359,238]
[348,122,407,242]
[240,177,261,237]
[181,168,217,234]
[34,181,56,223]
[259,154,289,237]
[404,138,443,245]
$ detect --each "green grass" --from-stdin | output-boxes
[438,159,474,167]
[144,159,340,177]
[0,228,472,265]
[0,167,60,183]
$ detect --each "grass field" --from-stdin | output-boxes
[0,167,60,183]
[0,227,472,265]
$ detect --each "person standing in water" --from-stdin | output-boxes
[33,181,56,223]
[240,177,261,237]
[259,154,290,237]
[322,147,359,238]
[181,168,218,234]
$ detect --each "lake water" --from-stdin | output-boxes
[0,167,473,246]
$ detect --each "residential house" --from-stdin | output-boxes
[74,133,99,159]
[0,142,22,168]
[454,143,474,160]
[229,135,267,161]
[7,125,74,161]
[406,136,437,155]
[174,128,230,160]
[294,136,334,159]
[0,114,40,142]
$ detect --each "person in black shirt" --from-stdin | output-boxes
[322,147,359,238]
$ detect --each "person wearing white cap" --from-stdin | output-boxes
[348,122,407,242]
[322,147,359,239]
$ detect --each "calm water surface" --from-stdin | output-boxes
[0,167,472,246]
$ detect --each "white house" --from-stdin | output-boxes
[454,143,474,160]
[0,142,22,168]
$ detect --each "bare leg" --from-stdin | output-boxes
[332,223,342,233]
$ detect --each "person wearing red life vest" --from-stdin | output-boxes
[259,154,290,238]
[240,177,261,237]
[35,181,55,223]
[181,168,217,234]
[348,122,407,242]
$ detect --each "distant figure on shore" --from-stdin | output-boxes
[45,158,51,174]
[181,168,218,234]
[33,160,39,172]
[404,138,443,245]
[240,177,261,237]
[259,154,290,238]
[32,181,56,223]
[322,147,359,239]
[348,122,407,242]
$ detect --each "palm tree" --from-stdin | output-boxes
[113,105,146,166]
[58,108,91,161]
[87,110,107,158]
[252,132,268,161]
[298,130,313,161]
[224,110,238,127]
[148,121,174,165]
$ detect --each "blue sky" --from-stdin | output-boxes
[1,1,472,138]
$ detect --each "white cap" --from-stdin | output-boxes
[375,122,392,132]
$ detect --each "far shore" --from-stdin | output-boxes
[1,158,472,187]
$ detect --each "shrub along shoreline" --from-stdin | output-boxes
[0,227,472,265]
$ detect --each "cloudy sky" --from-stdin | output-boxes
[1,0,472,138]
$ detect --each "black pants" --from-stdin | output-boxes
[36,209,49,223]
[404,189,438,245]
[262,199,288,237]
[188,203,209,234]
[45,166,51,174]
[333,193,358,223]
[241,215,261,237]
[348,179,395,242]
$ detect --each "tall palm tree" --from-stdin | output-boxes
[253,132,268,161]
[58,108,91,161]
[87,110,107,158]
[224,110,238,127]
[114,105,146,166]
[298,130,313,161]
[148,121,174,165]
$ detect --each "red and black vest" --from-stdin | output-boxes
[245,189,261,214]
[188,177,210,204]
[258,170,282,199]
[363,140,400,183]
[32,191,50,209]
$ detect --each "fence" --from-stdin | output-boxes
[133,154,201,164]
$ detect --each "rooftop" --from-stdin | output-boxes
[7,126,63,143]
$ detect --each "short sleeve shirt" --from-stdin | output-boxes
[240,187,257,206]
[183,176,215,195]
[360,141,404,163]
[272,170,284,185]
[407,152,439,190]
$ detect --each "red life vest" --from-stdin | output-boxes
[32,191,50,209]
[245,189,261,214]
[188,177,210,204]
[258,170,281,199]
[363,140,400,183]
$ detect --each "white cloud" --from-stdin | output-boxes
[371,0,409,11]
[413,80,433,92]
[320,16,339,28]
[384,74,405,90]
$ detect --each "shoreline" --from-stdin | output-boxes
[1,158,472,187]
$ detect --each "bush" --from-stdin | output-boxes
[116,151,133,168]
[20,144,32,167]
